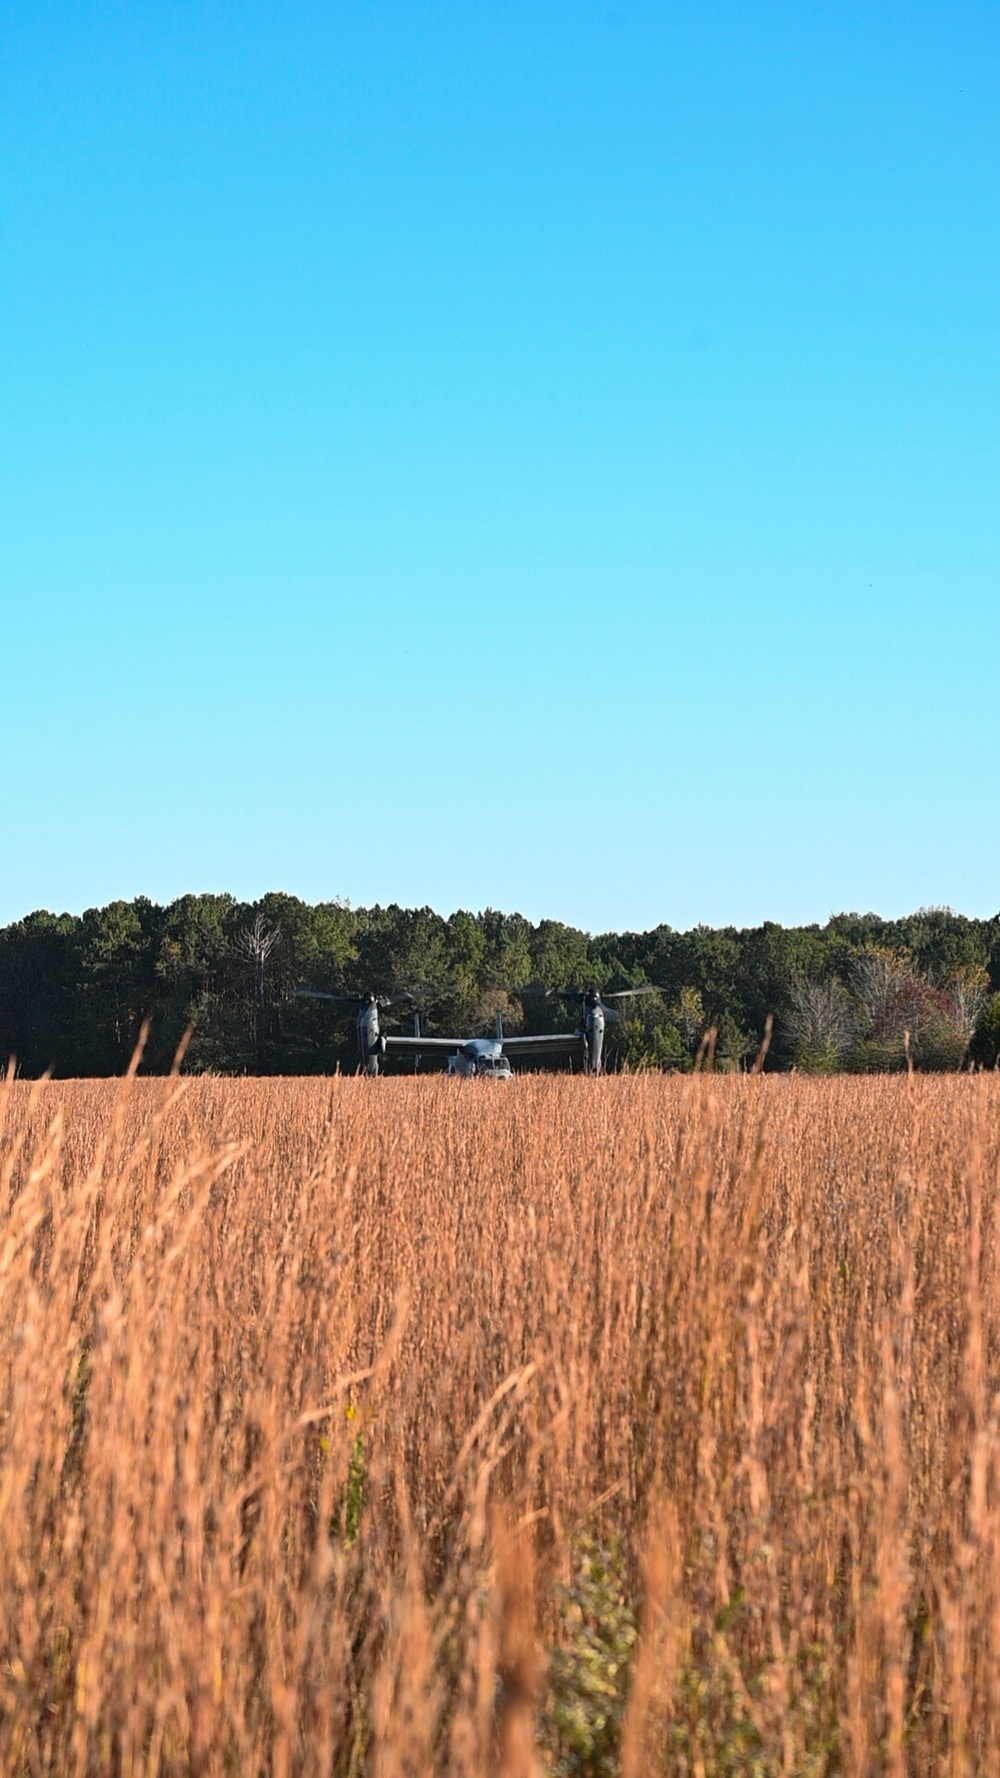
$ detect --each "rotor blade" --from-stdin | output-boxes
[603,985,663,1000]
[381,985,454,1008]
[294,987,359,1004]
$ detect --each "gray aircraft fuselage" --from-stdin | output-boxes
[444,1039,514,1079]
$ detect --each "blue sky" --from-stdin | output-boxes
[2,1,997,933]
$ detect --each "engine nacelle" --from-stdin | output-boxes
[356,996,383,1075]
[583,991,606,1075]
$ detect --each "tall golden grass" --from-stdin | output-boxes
[2,1068,1000,1775]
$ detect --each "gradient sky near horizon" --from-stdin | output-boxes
[2,1,998,935]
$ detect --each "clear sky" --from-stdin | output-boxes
[2,1,997,934]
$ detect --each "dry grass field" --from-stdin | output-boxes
[3,1069,1000,1776]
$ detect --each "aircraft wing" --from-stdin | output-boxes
[382,1032,584,1057]
[500,1032,584,1056]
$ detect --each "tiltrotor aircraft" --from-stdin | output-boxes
[294,983,660,1077]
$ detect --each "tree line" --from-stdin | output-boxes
[2,893,1000,1077]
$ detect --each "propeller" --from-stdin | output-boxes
[546,984,663,1003]
[294,988,357,1004]
[294,987,416,1008]
[603,985,663,1001]
[544,984,665,1025]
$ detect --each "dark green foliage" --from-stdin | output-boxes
[1,895,998,1076]
[326,1415,367,1550]
[540,1539,637,1777]
[669,1609,837,1778]
[972,992,1000,1068]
